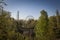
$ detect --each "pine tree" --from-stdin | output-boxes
[35,10,48,40]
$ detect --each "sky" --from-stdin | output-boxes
[3,0,60,19]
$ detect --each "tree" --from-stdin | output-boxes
[35,10,48,40]
[0,10,17,40]
[0,10,12,40]
[48,16,57,40]
[26,19,37,28]
[56,10,60,39]
[48,10,60,40]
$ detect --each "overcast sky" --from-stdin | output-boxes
[4,0,60,19]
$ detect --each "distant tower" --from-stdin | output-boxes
[56,10,60,28]
[17,11,19,20]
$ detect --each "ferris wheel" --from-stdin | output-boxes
[25,15,34,21]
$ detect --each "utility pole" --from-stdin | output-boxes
[0,0,7,14]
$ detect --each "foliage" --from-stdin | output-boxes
[35,10,49,40]
[0,9,60,40]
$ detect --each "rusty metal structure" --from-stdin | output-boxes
[16,12,35,40]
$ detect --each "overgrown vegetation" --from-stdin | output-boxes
[0,9,60,40]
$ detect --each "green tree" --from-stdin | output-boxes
[48,10,60,40]
[0,10,11,40]
[0,10,17,40]
[26,19,37,28]
[35,10,48,40]
[48,16,56,40]
[56,10,60,39]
